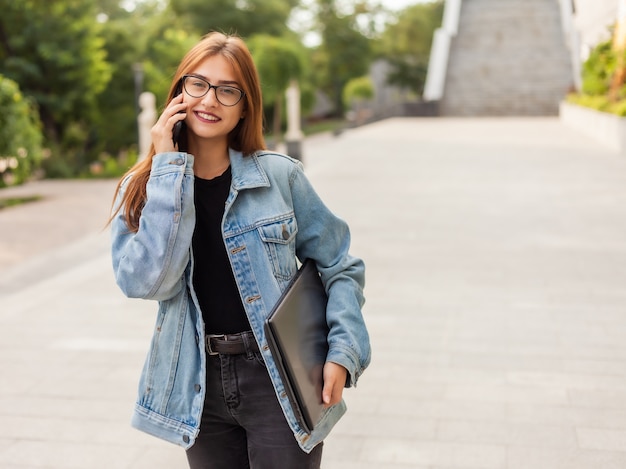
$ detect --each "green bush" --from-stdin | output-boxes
[85,149,138,179]
[0,75,44,187]
[342,76,375,108]
[566,93,626,116]
[581,39,616,96]
[570,36,626,116]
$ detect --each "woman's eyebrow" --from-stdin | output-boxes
[217,80,241,86]
[190,73,240,86]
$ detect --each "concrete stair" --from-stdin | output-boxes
[439,0,574,116]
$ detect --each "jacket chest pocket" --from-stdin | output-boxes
[258,217,298,280]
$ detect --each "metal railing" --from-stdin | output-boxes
[423,0,462,101]
[558,0,582,90]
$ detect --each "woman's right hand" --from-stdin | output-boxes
[151,92,187,153]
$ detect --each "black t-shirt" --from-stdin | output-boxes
[192,167,250,334]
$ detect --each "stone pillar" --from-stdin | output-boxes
[137,91,156,161]
[285,80,304,161]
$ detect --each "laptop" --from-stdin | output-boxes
[264,259,329,434]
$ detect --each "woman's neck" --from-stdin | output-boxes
[188,138,230,179]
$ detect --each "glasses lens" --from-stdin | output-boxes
[184,76,209,98]
[216,86,243,106]
[183,76,244,106]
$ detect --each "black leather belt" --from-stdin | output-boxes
[206,331,259,356]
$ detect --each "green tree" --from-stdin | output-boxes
[95,7,144,157]
[376,1,443,95]
[249,34,306,141]
[169,0,298,38]
[94,0,167,157]
[314,0,372,116]
[0,0,111,175]
[142,27,199,106]
[0,75,43,187]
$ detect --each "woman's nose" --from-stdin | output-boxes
[201,87,219,106]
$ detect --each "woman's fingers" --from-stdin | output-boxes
[322,362,347,408]
[151,93,187,153]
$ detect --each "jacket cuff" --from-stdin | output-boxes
[326,343,364,388]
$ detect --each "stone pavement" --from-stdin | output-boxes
[1,117,626,468]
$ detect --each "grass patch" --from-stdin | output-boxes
[264,118,348,144]
[303,118,347,136]
[0,195,43,210]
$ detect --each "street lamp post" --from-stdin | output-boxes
[132,62,144,148]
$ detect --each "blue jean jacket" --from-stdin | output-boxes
[110,149,371,453]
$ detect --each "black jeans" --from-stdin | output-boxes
[186,350,323,469]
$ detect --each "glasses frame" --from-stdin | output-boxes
[181,74,245,107]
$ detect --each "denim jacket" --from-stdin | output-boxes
[110,149,371,453]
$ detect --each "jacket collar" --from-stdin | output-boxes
[229,148,270,190]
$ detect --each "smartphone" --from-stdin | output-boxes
[172,80,187,150]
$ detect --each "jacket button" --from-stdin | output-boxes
[170,158,184,165]
[194,384,201,392]
[282,225,289,240]
[183,435,190,444]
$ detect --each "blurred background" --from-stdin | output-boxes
[0,0,624,190]
[3,2,626,468]
[0,0,442,187]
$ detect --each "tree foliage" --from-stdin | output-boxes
[94,0,170,156]
[249,34,306,139]
[0,0,440,180]
[376,1,443,95]
[169,0,299,38]
[0,75,43,187]
[0,0,111,141]
[95,6,145,156]
[313,0,372,116]
[0,0,113,177]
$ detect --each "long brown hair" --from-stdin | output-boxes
[110,32,266,232]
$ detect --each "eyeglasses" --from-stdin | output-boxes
[182,74,245,107]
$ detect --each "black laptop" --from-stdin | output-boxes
[264,259,329,434]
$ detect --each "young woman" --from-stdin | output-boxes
[110,32,370,469]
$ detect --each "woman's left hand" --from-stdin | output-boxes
[322,362,348,408]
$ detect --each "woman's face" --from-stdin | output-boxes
[182,54,245,146]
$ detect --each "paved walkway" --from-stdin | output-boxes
[1,118,626,468]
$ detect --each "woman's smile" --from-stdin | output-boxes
[194,110,220,123]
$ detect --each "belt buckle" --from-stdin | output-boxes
[206,334,226,356]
